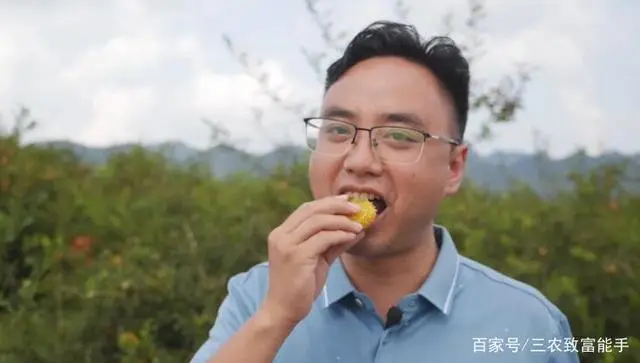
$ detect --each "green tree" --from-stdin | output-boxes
[1,110,637,362]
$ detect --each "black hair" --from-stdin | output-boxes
[324,20,470,140]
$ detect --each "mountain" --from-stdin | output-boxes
[37,140,640,195]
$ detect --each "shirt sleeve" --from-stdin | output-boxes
[546,311,581,363]
[189,271,260,363]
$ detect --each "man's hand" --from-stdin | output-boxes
[198,195,364,363]
[262,194,364,326]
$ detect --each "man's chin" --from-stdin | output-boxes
[342,234,390,259]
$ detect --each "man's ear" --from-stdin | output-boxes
[444,144,468,196]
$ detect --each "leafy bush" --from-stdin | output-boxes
[0,133,638,363]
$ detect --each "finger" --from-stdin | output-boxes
[280,195,360,233]
[290,214,363,244]
[298,230,360,259]
[323,231,365,264]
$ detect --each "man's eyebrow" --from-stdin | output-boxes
[383,112,425,129]
[320,106,356,119]
[319,108,426,129]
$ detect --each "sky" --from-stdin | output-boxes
[0,0,637,158]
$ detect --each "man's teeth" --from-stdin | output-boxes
[347,192,378,200]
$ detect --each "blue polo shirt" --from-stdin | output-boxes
[190,226,580,362]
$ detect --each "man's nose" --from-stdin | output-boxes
[343,131,381,172]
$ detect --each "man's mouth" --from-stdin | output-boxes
[343,191,388,214]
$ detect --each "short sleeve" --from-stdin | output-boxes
[189,270,262,363]
[546,310,580,363]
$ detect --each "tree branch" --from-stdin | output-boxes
[219,0,534,146]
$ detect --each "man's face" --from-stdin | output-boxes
[308,56,467,258]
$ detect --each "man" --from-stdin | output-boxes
[190,21,579,363]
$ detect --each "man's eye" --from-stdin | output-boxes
[386,131,419,142]
[324,125,351,135]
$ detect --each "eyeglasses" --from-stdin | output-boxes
[303,117,461,164]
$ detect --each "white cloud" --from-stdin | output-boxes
[559,88,604,155]
[0,0,635,158]
[456,0,611,157]
[60,33,166,82]
[80,87,156,145]
[0,33,17,99]
[191,60,296,114]
[189,58,314,152]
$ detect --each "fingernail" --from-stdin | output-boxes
[352,222,363,231]
[337,194,350,199]
[348,203,361,211]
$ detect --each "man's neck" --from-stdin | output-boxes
[340,226,439,318]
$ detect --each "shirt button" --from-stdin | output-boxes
[355,298,364,308]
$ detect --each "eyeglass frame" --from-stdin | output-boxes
[303,117,462,164]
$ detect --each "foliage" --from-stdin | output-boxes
[1,125,638,363]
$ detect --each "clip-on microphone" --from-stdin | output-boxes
[384,306,403,329]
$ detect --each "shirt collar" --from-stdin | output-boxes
[417,225,460,314]
[321,225,461,315]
